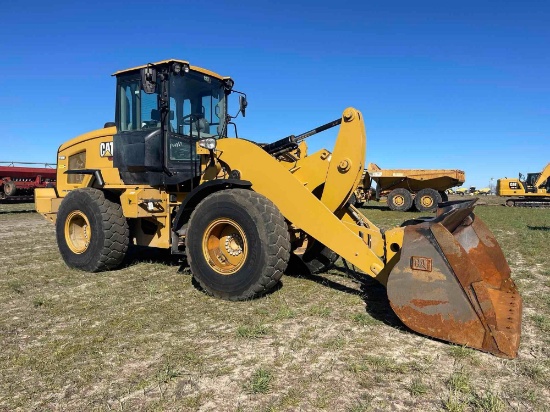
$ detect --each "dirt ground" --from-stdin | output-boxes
[0,199,549,411]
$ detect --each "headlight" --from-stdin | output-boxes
[199,138,216,150]
[223,78,234,91]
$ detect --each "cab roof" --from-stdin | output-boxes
[112,59,230,81]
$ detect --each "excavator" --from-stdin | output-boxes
[35,59,522,358]
[497,163,550,207]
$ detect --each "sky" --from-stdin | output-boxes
[0,0,549,189]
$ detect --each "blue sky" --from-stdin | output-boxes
[1,0,548,188]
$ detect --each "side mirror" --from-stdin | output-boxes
[141,67,157,94]
[239,95,248,117]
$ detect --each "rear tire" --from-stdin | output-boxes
[300,239,339,274]
[56,188,129,272]
[186,189,291,301]
[414,188,442,212]
[387,188,413,211]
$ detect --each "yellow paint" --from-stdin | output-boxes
[119,187,169,218]
[35,188,62,223]
[202,218,248,275]
[216,128,387,279]
[56,127,122,195]
[320,108,365,212]
[376,227,405,286]
[112,59,228,81]
[289,149,331,190]
[64,210,91,254]
[497,164,550,197]
[133,216,171,249]
[36,98,405,268]
[363,163,465,195]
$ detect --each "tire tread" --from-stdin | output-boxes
[57,188,129,272]
[186,189,291,300]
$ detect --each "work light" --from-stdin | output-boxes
[199,138,216,150]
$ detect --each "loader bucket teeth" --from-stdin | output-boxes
[387,199,522,358]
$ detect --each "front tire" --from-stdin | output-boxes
[186,189,291,300]
[387,188,413,211]
[56,188,129,272]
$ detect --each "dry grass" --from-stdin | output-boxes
[0,198,549,411]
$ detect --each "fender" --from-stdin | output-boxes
[172,179,252,234]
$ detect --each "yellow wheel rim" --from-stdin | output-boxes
[202,218,248,275]
[420,195,434,208]
[64,210,91,254]
[393,195,405,207]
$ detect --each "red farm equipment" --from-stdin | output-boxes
[0,162,56,202]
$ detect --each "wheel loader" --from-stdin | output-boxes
[35,59,522,358]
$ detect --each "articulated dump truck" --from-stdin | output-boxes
[35,59,522,358]
[354,164,466,212]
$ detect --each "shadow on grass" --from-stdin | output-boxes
[0,209,36,215]
[123,245,182,268]
[124,245,285,299]
[285,255,402,327]
[122,246,401,325]
[359,203,390,212]
[528,225,550,231]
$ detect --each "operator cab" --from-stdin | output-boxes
[520,172,541,193]
[112,59,236,187]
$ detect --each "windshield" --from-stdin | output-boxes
[169,71,226,139]
[115,69,227,166]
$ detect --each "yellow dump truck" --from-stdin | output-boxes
[354,163,466,212]
[35,59,521,358]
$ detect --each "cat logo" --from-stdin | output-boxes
[100,142,113,157]
[411,256,433,272]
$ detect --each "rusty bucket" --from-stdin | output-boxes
[386,199,522,358]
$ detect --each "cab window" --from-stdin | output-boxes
[117,75,160,132]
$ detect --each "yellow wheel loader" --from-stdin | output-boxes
[35,59,522,358]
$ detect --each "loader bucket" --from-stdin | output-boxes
[386,199,522,358]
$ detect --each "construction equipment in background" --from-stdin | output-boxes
[35,59,522,358]
[455,187,469,196]
[1,162,56,202]
[354,164,466,212]
[497,163,550,207]
[474,187,491,195]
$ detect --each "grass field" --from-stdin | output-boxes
[1,197,549,411]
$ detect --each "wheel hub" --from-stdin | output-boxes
[393,195,404,206]
[420,196,434,207]
[203,218,248,275]
[65,210,91,254]
[224,233,244,256]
